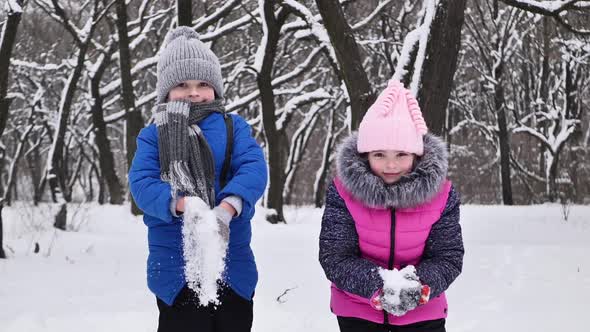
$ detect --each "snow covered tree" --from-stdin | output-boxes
[0,0,25,258]
[393,0,467,137]
[454,3,533,204]
[0,0,24,139]
[511,27,587,201]
[314,0,375,130]
[115,0,142,210]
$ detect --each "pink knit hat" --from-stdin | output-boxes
[357,80,428,155]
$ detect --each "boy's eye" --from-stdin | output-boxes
[199,82,209,87]
[176,82,187,88]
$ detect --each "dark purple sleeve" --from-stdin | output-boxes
[416,185,464,298]
[319,181,384,299]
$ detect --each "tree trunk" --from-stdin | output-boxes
[116,0,144,214]
[47,41,91,208]
[90,95,124,205]
[54,203,67,230]
[314,108,337,208]
[258,2,289,223]
[4,113,35,205]
[539,18,551,183]
[315,0,375,130]
[416,0,467,136]
[45,1,106,228]
[90,41,124,205]
[0,203,5,259]
[177,0,193,27]
[547,153,559,202]
[0,1,23,138]
[26,146,43,205]
[494,60,513,205]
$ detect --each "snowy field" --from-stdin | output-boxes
[1,202,589,332]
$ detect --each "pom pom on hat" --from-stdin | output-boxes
[162,26,200,47]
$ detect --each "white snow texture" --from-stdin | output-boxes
[379,265,421,308]
[182,196,228,306]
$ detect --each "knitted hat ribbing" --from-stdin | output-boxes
[156,26,224,103]
[357,80,428,155]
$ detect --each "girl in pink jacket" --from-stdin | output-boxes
[319,80,464,332]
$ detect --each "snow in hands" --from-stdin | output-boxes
[379,265,422,316]
[183,196,228,306]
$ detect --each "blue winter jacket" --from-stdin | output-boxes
[129,112,268,305]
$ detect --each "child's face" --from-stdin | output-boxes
[168,80,215,103]
[367,150,415,184]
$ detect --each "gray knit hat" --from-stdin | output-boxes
[156,26,224,103]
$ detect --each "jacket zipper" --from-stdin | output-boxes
[384,208,396,325]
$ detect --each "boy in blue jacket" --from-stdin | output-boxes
[129,26,267,332]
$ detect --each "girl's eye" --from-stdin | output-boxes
[373,153,384,158]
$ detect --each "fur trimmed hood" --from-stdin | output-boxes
[336,133,448,209]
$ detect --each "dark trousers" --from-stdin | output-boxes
[337,316,446,332]
[156,285,253,332]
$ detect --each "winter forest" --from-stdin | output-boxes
[1,0,589,331]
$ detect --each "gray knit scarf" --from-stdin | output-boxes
[154,99,225,208]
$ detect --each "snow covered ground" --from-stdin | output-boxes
[1,202,589,332]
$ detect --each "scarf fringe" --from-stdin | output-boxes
[170,160,197,195]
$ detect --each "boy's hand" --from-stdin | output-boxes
[176,196,185,214]
[213,206,232,242]
[218,201,237,217]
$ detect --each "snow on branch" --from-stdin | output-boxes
[193,0,242,32]
[282,0,338,67]
[200,8,260,42]
[500,0,587,15]
[500,0,590,35]
[392,0,438,95]
[351,0,395,30]
[12,60,64,71]
[99,55,158,96]
[6,0,23,14]
[276,88,331,131]
[226,47,324,112]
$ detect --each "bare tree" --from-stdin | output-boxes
[115,0,143,212]
[0,0,24,138]
[88,38,124,205]
[392,0,467,136]
[315,0,375,130]
[500,0,590,35]
[34,0,115,228]
[416,0,467,136]
[0,0,24,259]
[255,0,290,223]
[512,38,586,201]
[461,3,530,204]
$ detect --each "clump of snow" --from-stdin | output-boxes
[378,265,420,308]
[182,196,227,306]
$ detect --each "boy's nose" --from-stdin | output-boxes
[188,87,200,96]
